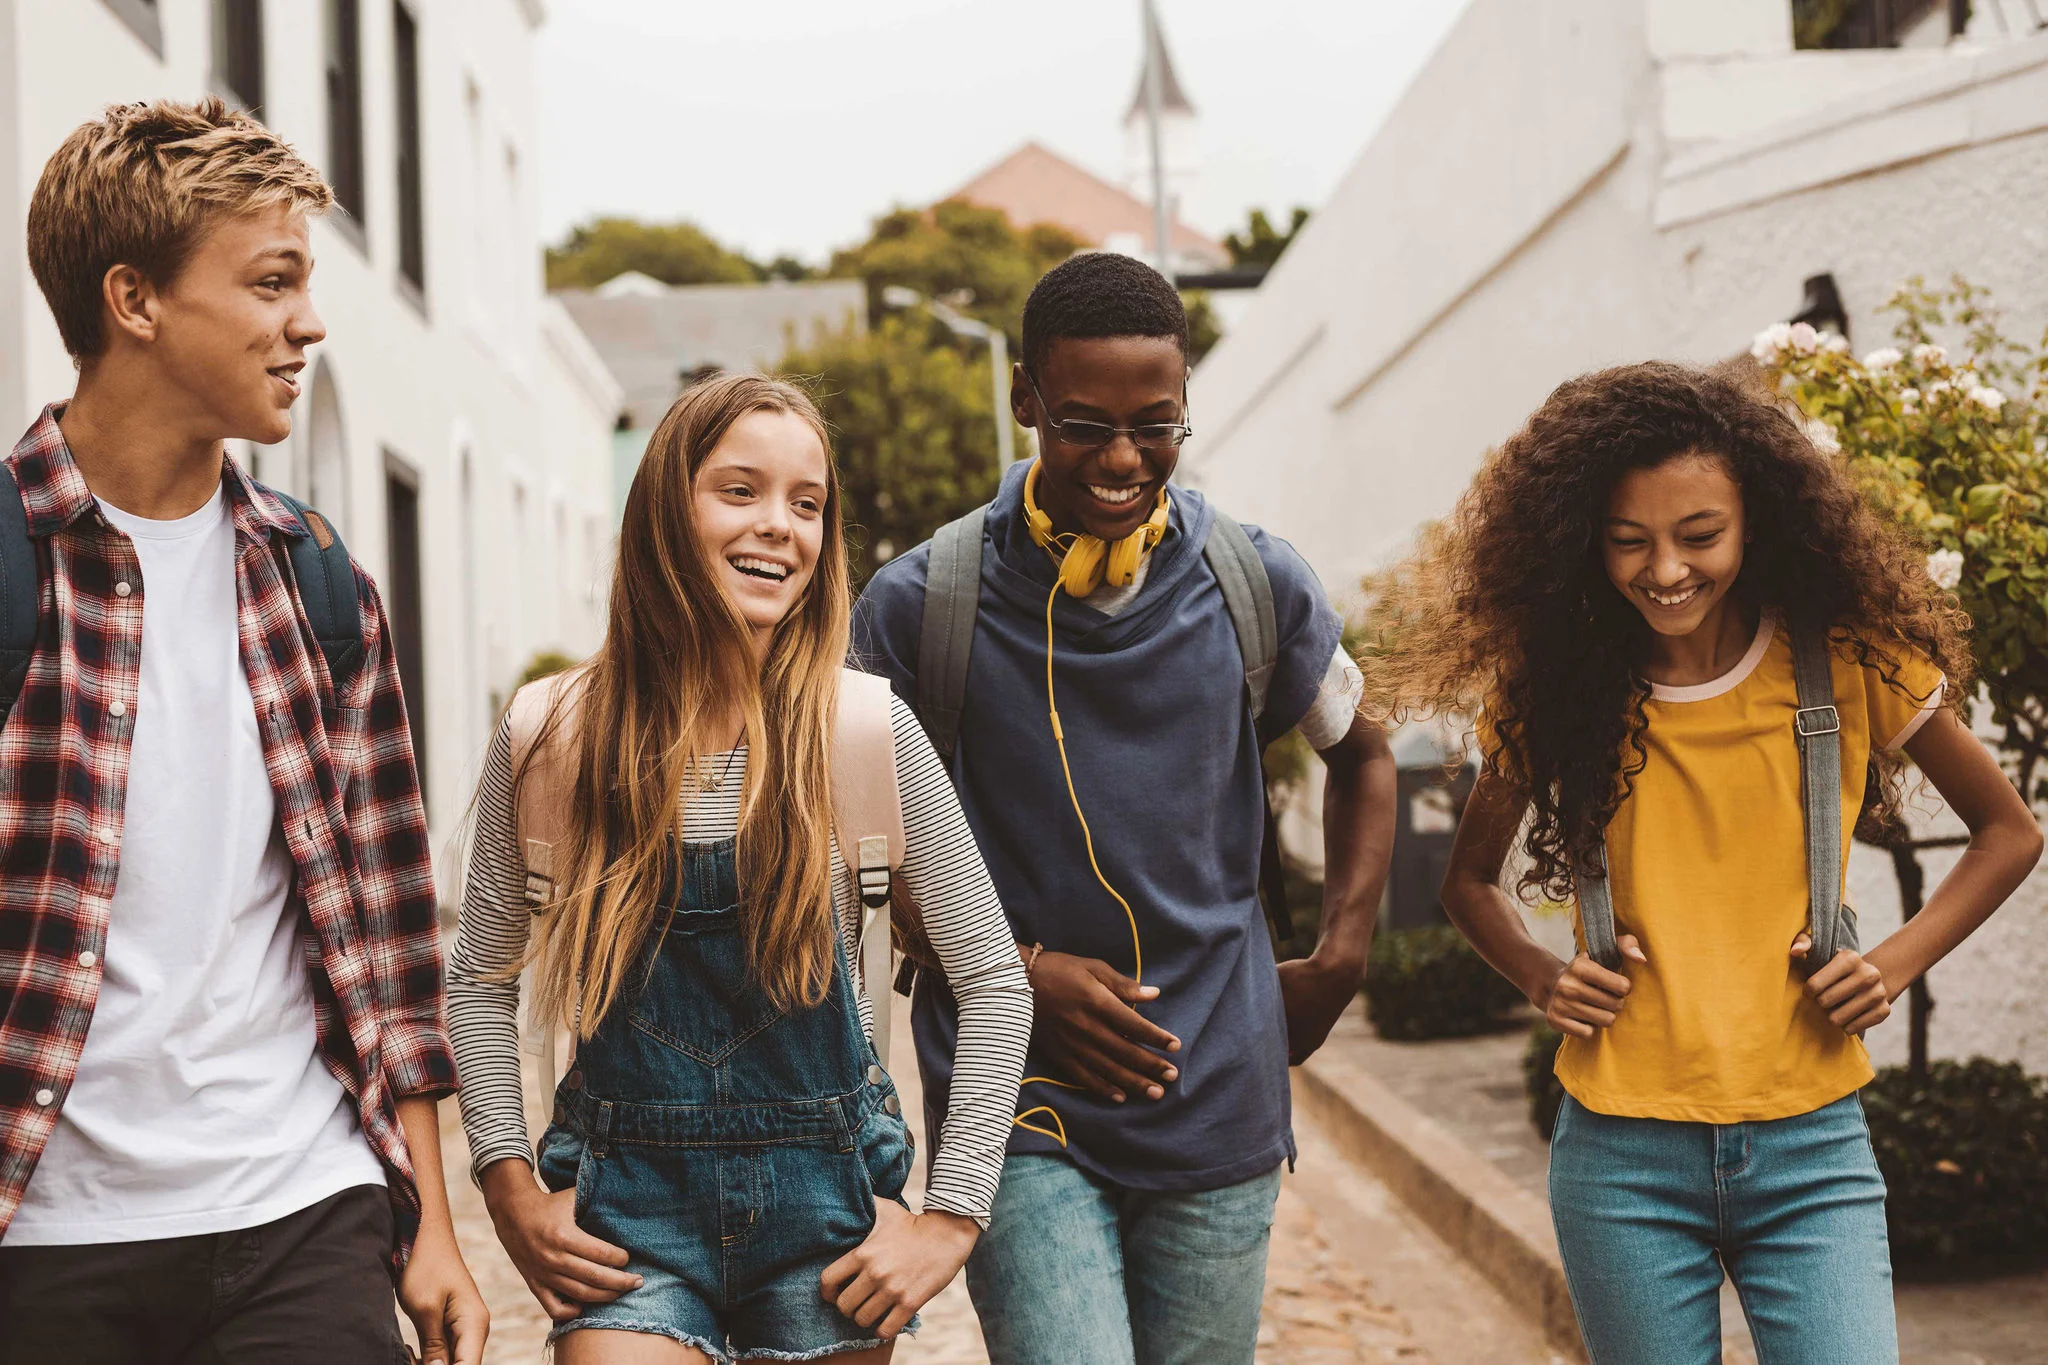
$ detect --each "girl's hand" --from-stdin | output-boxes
[479,1159,642,1321]
[1792,933,1893,1035]
[820,1203,980,1340]
[1537,936,1644,1038]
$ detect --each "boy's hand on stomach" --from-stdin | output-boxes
[1029,951,1181,1102]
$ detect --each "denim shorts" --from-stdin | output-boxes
[538,1083,919,1362]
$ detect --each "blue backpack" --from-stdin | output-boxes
[0,465,364,721]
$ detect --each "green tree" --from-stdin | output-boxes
[779,315,1017,586]
[828,200,1086,348]
[545,216,763,290]
[1185,291,1223,366]
[1758,275,2048,1079]
[1224,207,1310,269]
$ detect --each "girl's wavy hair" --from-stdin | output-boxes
[1362,360,1971,901]
[517,373,850,1037]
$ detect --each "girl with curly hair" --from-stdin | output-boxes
[1369,362,2042,1363]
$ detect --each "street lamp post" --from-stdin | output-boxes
[880,285,1017,472]
[1141,0,1170,275]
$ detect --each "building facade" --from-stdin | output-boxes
[0,0,620,871]
[1186,0,2048,1071]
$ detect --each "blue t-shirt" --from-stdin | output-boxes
[851,461,1343,1192]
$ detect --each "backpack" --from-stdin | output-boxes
[505,665,918,1090]
[911,503,1295,955]
[0,464,364,723]
[1575,617,1857,974]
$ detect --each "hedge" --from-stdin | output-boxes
[1364,925,1526,1041]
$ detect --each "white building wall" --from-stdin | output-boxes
[0,0,618,880]
[1188,0,2048,1070]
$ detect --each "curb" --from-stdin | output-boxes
[1294,1047,1585,1358]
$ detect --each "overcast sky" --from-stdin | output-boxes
[535,0,1471,265]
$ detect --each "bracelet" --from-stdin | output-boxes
[1023,942,1045,981]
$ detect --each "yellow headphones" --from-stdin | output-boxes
[1010,458,1167,1147]
[1023,460,1171,597]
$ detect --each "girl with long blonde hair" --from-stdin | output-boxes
[447,374,1032,1363]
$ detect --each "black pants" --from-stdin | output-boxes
[0,1184,409,1365]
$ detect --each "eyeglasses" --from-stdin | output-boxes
[1025,371,1193,452]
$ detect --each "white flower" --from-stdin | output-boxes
[1968,385,2007,414]
[1802,418,1841,455]
[1926,549,1964,591]
[1899,387,1922,413]
[1819,331,1850,355]
[1925,379,1954,399]
[1912,343,1948,369]
[1862,347,1903,371]
[1751,322,1795,364]
[1789,321,1820,355]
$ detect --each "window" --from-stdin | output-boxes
[213,0,265,117]
[393,2,425,297]
[325,0,365,225]
[100,0,164,57]
[384,457,429,799]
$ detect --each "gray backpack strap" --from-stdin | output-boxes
[1577,856,1624,973]
[1577,616,1851,976]
[1790,618,1852,973]
[915,505,987,761]
[1202,512,1278,728]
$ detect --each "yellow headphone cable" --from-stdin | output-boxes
[1011,500,1158,1147]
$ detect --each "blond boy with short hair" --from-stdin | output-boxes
[0,98,485,1365]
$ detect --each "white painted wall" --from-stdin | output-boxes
[1190,0,2048,1069]
[0,0,619,883]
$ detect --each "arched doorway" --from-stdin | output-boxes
[306,358,351,533]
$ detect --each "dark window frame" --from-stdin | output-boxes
[325,0,366,229]
[99,0,164,57]
[393,0,427,306]
[212,0,266,119]
[382,452,429,802]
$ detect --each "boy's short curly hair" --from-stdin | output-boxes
[28,97,333,359]
[1021,251,1187,376]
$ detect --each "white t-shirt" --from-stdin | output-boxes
[7,490,382,1245]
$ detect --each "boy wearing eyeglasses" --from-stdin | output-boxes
[851,252,1396,1363]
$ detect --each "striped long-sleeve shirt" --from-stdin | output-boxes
[448,692,1032,1223]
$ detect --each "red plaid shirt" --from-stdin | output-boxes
[0,406,456,1271]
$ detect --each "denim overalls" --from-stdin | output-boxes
[537,837,916,1361]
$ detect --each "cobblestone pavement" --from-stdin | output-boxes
[435,1002,1551,1362]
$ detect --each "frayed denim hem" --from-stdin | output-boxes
[547,1317,733,1363]
[732,1325,918,1362]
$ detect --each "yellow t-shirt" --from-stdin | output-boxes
[1543,612,1944,1123]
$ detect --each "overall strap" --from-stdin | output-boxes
[1790,619,1849,974]
[0,467,40,726]
[915,506,987,761]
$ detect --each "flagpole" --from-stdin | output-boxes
[1142,0,1170,277]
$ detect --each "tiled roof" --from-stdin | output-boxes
[949,142,1227,269]
[555,279,865,429]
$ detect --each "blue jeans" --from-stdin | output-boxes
[1549,1093,1898,1365]
[965,1154,1281,1365]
